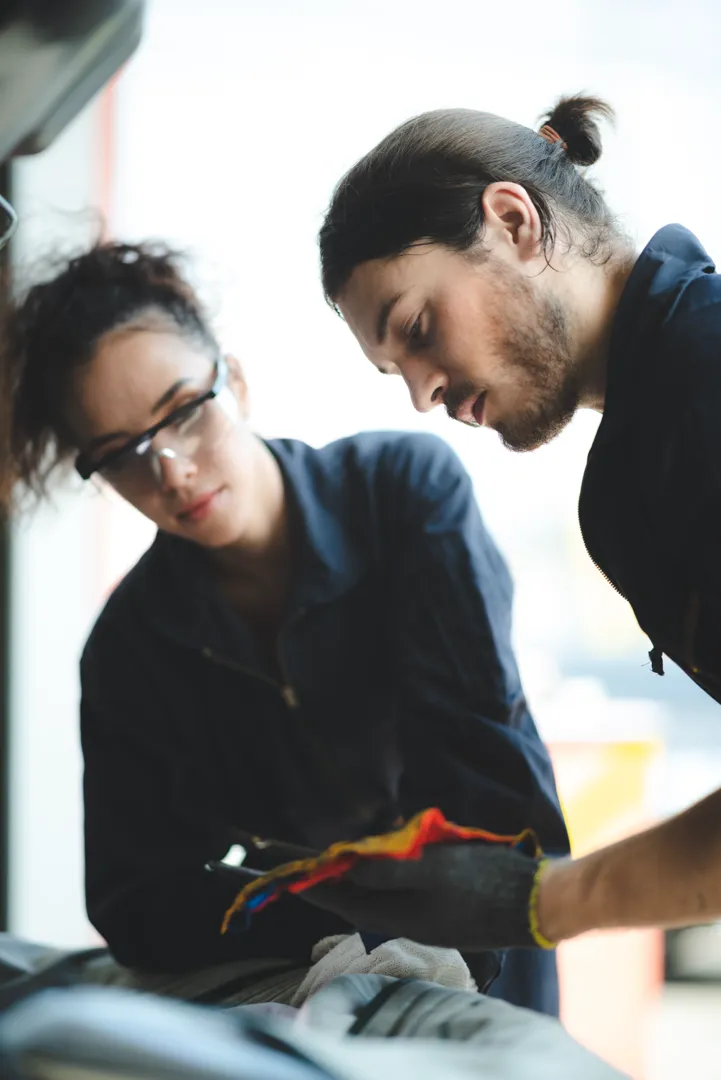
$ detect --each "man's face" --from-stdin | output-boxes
[337,242,583,452]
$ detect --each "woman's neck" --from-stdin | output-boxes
[207,444,294,622]
[212,447,289,568]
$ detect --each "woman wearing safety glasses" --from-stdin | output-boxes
[0,242,569,1014]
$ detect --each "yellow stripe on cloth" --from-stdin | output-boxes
[221,807,540,934]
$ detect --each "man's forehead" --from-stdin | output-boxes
[346,243,453,302]
[341,258,406,333]
[337,296,379,357]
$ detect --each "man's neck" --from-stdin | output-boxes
[573,246,637,413]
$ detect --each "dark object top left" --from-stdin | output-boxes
[0,0,145,165]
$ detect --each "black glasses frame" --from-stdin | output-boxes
[75,356,228,481]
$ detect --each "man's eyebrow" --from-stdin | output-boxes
[376,293,403,344]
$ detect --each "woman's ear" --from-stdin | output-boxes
[226,354,250,419]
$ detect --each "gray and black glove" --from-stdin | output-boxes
[302,842,554,953]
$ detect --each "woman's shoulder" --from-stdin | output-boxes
[330,430,468,493]
[278,430,460,481]
[271,433,469,522]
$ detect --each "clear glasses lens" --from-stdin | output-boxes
[100,391,238,492]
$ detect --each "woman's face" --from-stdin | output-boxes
[69,324,275,548]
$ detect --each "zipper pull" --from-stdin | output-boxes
[649,645,664,676]
[281,684,299,709]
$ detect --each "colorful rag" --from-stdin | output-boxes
[221,807,540,934]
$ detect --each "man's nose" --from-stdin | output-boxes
[403,360,448,413]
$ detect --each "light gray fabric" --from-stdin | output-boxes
[291,933,475,1006]
[0,934,68,980]
[1,981,630,1080]
[0,936,630,1079]
[0,934,108,1013]
[0,987,324,1080]
[84,951,309,1006]
[0,932,308,1010]
[293,974,630,1080]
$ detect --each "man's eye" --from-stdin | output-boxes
[406,315,431,351]
[407,316,423,341]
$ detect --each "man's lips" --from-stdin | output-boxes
[452,391,487,427]
[177,488,222,523]
[472,392,486,425]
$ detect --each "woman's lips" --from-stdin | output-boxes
[177,488,222,524]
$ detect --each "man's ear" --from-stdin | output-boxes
[481,181,544,265]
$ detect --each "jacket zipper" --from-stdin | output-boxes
[275,607,306,709]
[201,607,307,709]
[578,502,626,600]
[201,646,299,709]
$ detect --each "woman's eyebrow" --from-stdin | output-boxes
[84,378,196,454]
[151,377,193,414]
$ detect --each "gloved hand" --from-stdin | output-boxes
[301,841,554,953]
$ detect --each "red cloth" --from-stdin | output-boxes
[221,807,539,933]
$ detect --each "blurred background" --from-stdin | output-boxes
[3,1,721,1077]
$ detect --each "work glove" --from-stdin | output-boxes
[302,841,555,953]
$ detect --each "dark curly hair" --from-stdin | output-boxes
[320,93,619,304]
[0,241,218,505]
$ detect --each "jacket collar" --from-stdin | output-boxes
[594,224,715,448]
[131,437,369,652]
[267,438,368,604]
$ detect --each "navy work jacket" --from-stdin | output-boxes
[581,226,721,701]
[81,431,568,971]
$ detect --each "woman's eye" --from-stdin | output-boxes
[172,402,203,432]
[408,316,422,341]
[99,446,133,476]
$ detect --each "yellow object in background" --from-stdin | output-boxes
[550,741,663,1080]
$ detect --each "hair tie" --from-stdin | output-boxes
[539,124,568,151]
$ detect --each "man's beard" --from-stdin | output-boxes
[496,288,580,452]
[449,266,582,452]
